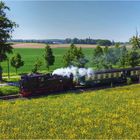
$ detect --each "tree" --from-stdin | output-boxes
[0,2,17,80]
[128,32,140,67]
[63,44,76,67]
[118,46,128,68]
[112,45,122,65]
[129,32,140,49]
[114,43,120,48]
[10,53,24,74]
[44,44,55,70]
[32,58,42,73]
[72,47,88,67]
[63,44,88,67]
[65,38,112,45]
[92,45,122,70]
[101,48,114,69]
[72,38,79,44]
[94,45,103,56]
[97,39,112,46]
[103,46,109,54]
[128,50,140,67]
[92,45,104,69]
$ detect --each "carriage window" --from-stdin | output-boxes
[103,74,106,78]
[115,73,118,77]
[127,71,131,76]
[108,73,111,78]
[97,74,101,79]
[117,72,120,77]
[100,74,103,79]
[94,75,97,80]
[105,73,108,79]
[131,71,134,76]
[138,70,140,75]
[111,73,114,78]
[118,72,121,77]
[92,76,94,80]
[114,73,118,77]
[133,71,136,75]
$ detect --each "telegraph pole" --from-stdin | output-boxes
[7,58,10,79]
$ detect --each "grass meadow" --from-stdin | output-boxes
[1,48,93,74]
[0,84,140,139]
[0,86,19,96]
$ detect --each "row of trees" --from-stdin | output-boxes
[92,44,140,70]
[65,38,113,46]
[62,42,140,70]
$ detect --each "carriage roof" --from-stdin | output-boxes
[94,66,140,74]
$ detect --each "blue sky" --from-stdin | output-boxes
[3,1,140,42]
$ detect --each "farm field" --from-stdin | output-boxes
[12,43,98,48]
[0,84,140,139]
[11,42,131,49]
[1,48,94,74]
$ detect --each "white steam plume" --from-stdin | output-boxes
[52,66,94,79]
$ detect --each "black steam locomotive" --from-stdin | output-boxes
[19,67,140,97]
[20,73,74,97]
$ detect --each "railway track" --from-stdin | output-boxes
[0,87,101,100]
[0,82,138,100]
[0,94,22,100]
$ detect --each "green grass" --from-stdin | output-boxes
[1,48,93,74]
[0,86,19,96]
[0,84,140,139]
[2,76,20,82]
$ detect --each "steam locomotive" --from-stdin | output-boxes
[19,67,140,97]
[20,73,74,97]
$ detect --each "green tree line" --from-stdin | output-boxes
[65,38,113,46]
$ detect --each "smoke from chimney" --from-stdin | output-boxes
[52,66,94,80]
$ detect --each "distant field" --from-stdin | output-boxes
[12,42,132,49]
[1,48,93,74]
[0,84,140,139]
[12,43,98,48]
